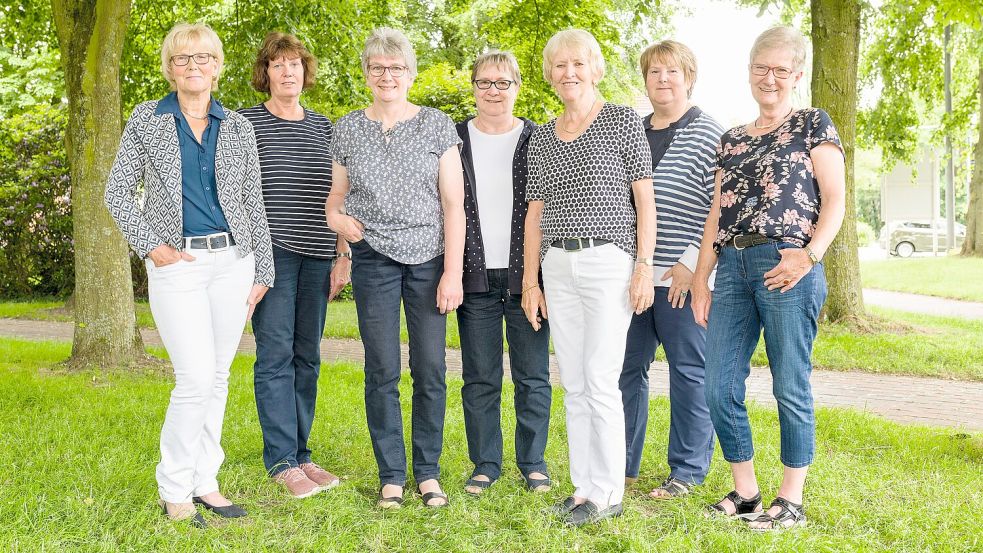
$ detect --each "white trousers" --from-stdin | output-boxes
[147,249,254,503]
[542,243,634,507]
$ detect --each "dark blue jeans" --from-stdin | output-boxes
[350,240,447,486]
[704,241,827,468]
[621,286,714,483]
[456,269,552,481]
[252,245,333,476]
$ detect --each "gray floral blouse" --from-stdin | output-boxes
[713,108,843,253]
[332,106,462,264]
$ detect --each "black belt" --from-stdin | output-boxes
[184,232,235,251]
[726,234,774,250]
[551,238,612,251]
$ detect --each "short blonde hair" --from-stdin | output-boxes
[361,27,417,78]
[471,49,522,85]
[251,32,318,94]
[749,26,808,71]
[160,22,224,91]
[541,29,605,84]
[639,40,698,97]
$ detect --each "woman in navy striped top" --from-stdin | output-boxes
[620,40,724,500]
[240,33,350,500]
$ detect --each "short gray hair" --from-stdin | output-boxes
[749,26,808,71]
[542,28,605,84]
[361,27,417,77]
[471,49,522,85]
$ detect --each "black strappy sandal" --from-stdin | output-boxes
[376,487,404,509]
[522,472,552,492]
[648,476,692,499]
[417,484,449,508]
[705,490,763,519]
[463,476,495,496]
[747,497,807,531]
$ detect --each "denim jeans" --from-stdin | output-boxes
[252,245,333,476]
[704,241,827,468]
[456,268,552,481]
[350,239,447,486]
[621,287,714,483]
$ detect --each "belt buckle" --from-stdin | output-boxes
[733,235,747,250]
[566,238,583,252]
[205,232,230,252]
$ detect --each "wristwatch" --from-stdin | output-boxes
[337,251,352,260]
[804,246,820,266]
[635,257,655,266]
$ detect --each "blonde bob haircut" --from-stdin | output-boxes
[638,40,698,98]
[541,29,605,84]
[471,49,522,86]
[361,27,417,78]
[251,32,318,94]
[160,22,224,91]
[749,26,808,71]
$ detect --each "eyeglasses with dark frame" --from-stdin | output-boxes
[472,79,516,90]
[749,64,794,79]
[368,64,408,77]
[170,53,214,67]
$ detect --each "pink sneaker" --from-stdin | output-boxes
[273,467,322,499]
[300,462,341,490]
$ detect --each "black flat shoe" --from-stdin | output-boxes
[159,500,207,529]
[546,496,580,516]
[565,501,623,526]
[193,496,248,518]
[522,472,552,492]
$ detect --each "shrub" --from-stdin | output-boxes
[856,220,876,247]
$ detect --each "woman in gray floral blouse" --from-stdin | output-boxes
[325,27,465,509]
[690,26,846,531]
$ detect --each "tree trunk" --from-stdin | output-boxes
[52,0,143,367]
[811,0,866,322]
[961,58,983,256]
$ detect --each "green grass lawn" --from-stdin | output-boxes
[0,337,980,552]
[3,299,983,380]
[861,256,983,302]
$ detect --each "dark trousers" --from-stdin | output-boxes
[456,269,552,480]
[252,245,333,476]
[620,286,715,483]
[350,240,447,486]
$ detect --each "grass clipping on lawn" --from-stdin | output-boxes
[0,338,980,552]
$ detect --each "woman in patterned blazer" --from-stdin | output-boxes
[105,22,273,528]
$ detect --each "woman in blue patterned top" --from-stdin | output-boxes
[621,40,725,501]
[691,26,846,531]
[326,27,465,509]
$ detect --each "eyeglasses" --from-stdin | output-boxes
[750,64,794,79]
[170,53,214,66]
[368,64,407,77]
[473,79,515,90]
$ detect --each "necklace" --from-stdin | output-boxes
[753,106,793,129]
[559,100,600,135]
[180,108,208,121]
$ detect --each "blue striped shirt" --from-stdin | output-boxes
[645,109,724,286]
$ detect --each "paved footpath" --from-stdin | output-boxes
[863,288,983,320]
[2,318,981,432]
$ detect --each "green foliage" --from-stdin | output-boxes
[0,45,63,119]
[855,220,875,246]
[0,106,73,297]
[408,62,475,122]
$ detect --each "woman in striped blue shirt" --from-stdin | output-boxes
[620,40,724,499]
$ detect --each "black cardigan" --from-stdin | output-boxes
[456,117,536,294]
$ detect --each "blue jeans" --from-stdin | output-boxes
[621,287,714,483]
[350,240,447,486]
[704,241,827,468]
[456,268,552,481]
[252,245,333,476]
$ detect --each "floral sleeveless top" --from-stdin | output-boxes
[713,108,842,253]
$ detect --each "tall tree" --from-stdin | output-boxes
[811,0,866,322]
[52,0,143,367]
[964,59,983,256]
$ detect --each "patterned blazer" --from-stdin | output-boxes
[105,100,274,287]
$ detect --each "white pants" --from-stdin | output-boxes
[147,249,254,503]
[542,243,634,507]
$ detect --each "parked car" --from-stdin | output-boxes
[879,220,966,257]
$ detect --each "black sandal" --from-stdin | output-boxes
[463,476,495,496]
[705,490,762,519]
[417,484,449,508]
[522,472,551,492]
[648,476,692,499]
[747,497,807,531]
[376,487,404,509]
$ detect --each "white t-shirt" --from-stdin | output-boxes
[468,120,523,269]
